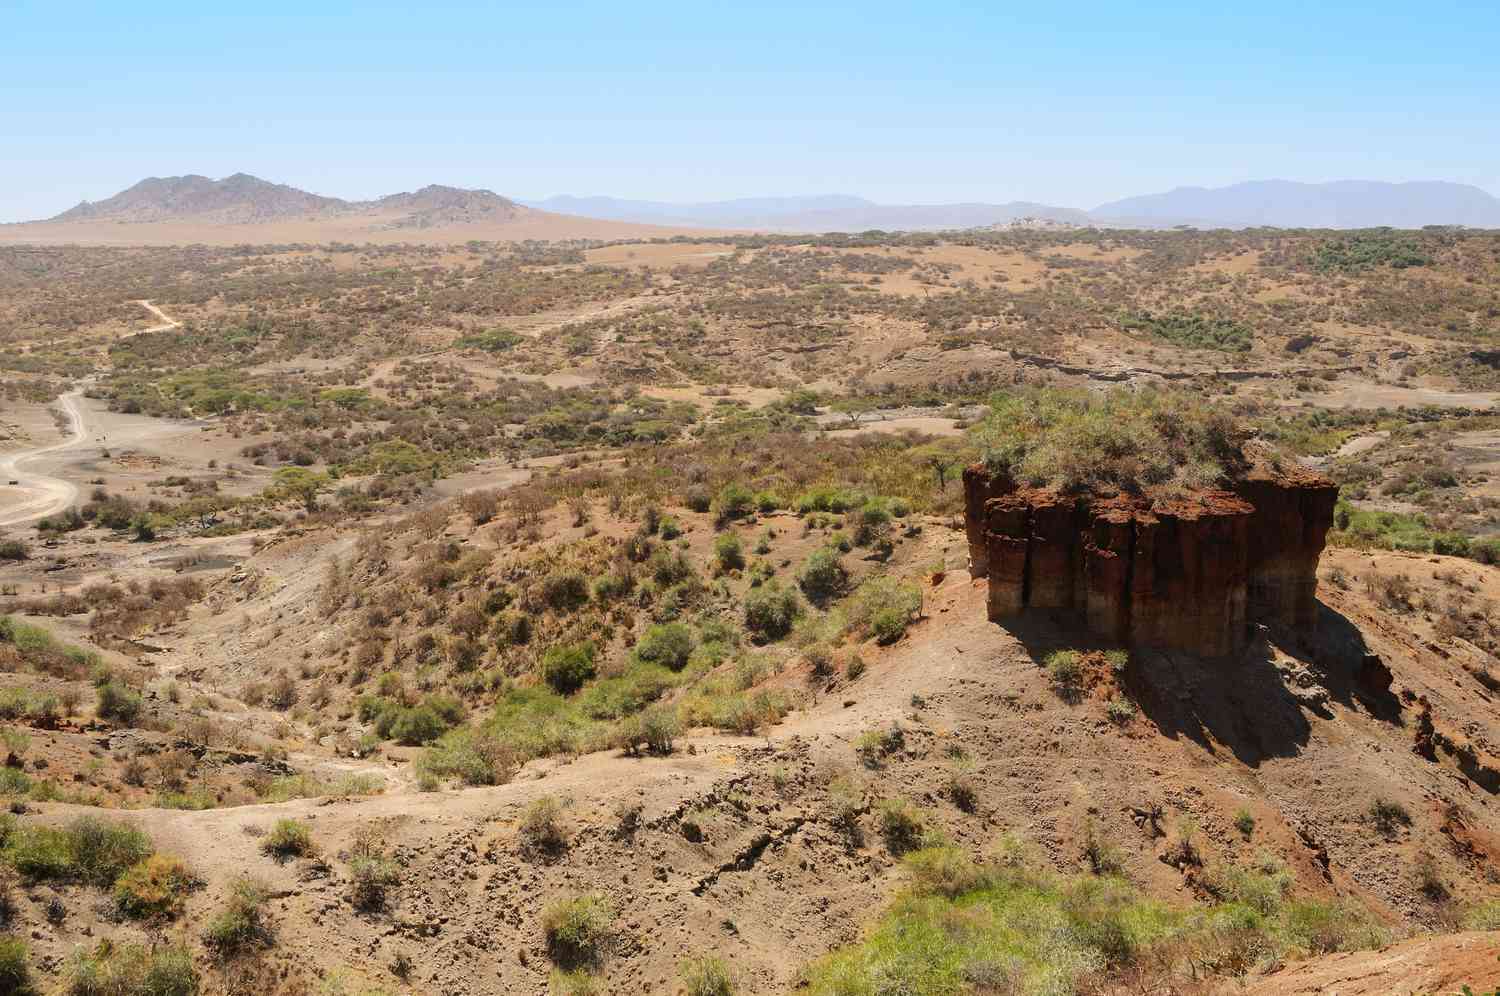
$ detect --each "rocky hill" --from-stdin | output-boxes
[2,173,699,244]
[51,173,347,224]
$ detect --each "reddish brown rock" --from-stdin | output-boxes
[962,461,1337,658]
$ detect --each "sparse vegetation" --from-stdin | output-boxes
[542,893,615,968]
[261,819,315,861]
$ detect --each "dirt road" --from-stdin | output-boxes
[0,389,88,528]
[0,300,181,528]
[133,298,180,333]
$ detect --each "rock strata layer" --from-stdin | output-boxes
[963,463,1338,657]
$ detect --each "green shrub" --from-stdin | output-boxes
[549,969,602,996]
[794,486,865,515]
[679,954,735,996]
[0,936,34,996]
[541,642,597,694]
[1045,650,1085,701]
[0,767,32,798]
[974,387,1241,497]
[113,854,194,921]
[542,893,615,968]
[579,662,677,719]
[3,817,151,887]
[1105,696,1136,725]
[1463,898,1500,930]
[96,682,142,725]
[520,796,568,856]
[203,877,269,955]
[358,694,464,745]
[753,491,784,513]
[876,799,926,855]
[541,571,590,612]
[711,484,754,524]
[348,855,401,911]
[796,547,847,606]
[847,576,922,643]
[713,534,744,572]
[457,328,523,351]
[1311,232,1430,272]
[1368,798,1411,835]
[1234,809,1256,839]
[633,623,696,671]
[614,704,681,755]
[261,819,314,861]
[743,582,802,642]
[64,942,197,996]
[1122,311,1253,352]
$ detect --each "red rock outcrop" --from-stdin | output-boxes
[964,463,1337,657]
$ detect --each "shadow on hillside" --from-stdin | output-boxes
[1001,600,1402,766]
[1308,600,1403,722]
[1002,614,1312,767]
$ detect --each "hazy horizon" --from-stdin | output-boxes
[5,0,1498,223]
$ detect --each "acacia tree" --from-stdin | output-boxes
[272,467,330,512]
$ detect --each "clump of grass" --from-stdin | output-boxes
[260,819,314,862]
[542,893,615,968]
[743,582,802,642]
[1234,809,1256,839]
[1081,819,1124,876]
[2,816,151,887]
[876,799,926,855]
[679,954,735,996]
[1045,650,1085,702]
[0,936,34,996]
[203,877,270,956]
[945,765,978,813]
[1463,898,1500,931]
[1104,695,1136,725]
[520,796,569,857]
[541,642,597,694]
[549,969,602,995]
[64,941,197,996]
[845,576,922,644]
[854,724,905,767]
[261,771,384,803]
[1367,798,1411,835]
[113,853,195,921]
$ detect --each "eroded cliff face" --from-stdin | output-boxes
[964,463,1338,657]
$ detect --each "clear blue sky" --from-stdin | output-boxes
[4,0,1498,221]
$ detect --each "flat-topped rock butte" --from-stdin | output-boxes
[963,459,1339,657]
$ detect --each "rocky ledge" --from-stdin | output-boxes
[963,459,1338,657]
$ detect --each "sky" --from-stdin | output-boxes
[4,0,1499,222]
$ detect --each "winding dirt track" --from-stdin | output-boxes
[0,300,179,528]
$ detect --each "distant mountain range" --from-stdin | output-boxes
[10,175,1500,245]
[526,181,1500,232]
[520,194,1093,231]
[1091,180,1500,229]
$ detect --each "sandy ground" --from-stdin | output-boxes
[0,208,722,247]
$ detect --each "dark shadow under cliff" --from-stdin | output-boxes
[1003,613,1313,766]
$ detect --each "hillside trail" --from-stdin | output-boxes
[0,299,180,528]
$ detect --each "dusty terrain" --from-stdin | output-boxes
[0,225,1496,994]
